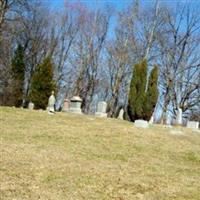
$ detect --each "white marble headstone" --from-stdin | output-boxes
[176,108,182,125]
[186,121,199,129]
[95,101,107,117]
[28,102,34,110]
[134,120,149,128]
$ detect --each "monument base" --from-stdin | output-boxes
[69,108,82,114]
[95,112,107,117]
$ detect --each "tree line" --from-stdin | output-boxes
[0,0,199,123]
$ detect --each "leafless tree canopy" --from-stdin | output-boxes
[0,0,199,122]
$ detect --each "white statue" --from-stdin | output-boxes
[48,91,56,113]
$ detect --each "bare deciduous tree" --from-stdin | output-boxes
[73,7,111,113]
[158,4,200,122]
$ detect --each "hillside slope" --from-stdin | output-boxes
[0,107,200,200]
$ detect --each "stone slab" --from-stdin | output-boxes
[97,101,107,113]
[95,112,107,117]
[69,107,82,114]
[186,121,199,129]
[134,120,149,128]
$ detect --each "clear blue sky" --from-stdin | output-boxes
[46,0,200,38]
[48,0,199,10]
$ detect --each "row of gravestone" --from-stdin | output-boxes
[135,119,199,129]
[135,107,199,129]
[28,93,199,129]
[62,96,124,119]
[28,93,124,119]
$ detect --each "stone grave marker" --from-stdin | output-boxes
[134,120,149,128]
[62,98,70,112]
[69,96,82,114]
[176,107,182,125]
[28,102,34,110]
[186,121,199,129]
[95,101,107,117]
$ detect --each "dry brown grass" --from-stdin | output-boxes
[0,107,200,200]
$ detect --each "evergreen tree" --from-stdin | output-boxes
[144,66,158,120]
[127,60,158,121]
[127,59,147,121]
[11,44,25,107]
[29,57,56,109]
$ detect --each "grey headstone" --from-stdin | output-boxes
[28,102,34,110]
[118,109,124,120]
[176,108,182,125]
[95,101,107,117]
[69,96,82,114]
[134,120,149,128]
[186,121,199,129]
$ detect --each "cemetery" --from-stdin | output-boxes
[1,98,200,199]
[0,0,200,199]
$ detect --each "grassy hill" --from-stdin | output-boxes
[0,107,200,200]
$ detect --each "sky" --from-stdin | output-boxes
[46,0,200,38]
[49,0,200,10]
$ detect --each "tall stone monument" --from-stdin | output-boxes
[176,107,182,125]
[47,91,56,113]
[69,96,82,114]
[95,101,107,117]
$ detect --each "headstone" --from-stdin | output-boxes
[149,116,154,124]
[69,96,82,114]
[176,107,182,125]
[95,101,107,117]
[186,121,199,129]
[118,109,124,120]
[28,102,34,110]
[134,120,149,128]
[62,98,70,112]
[47,91,56,113]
